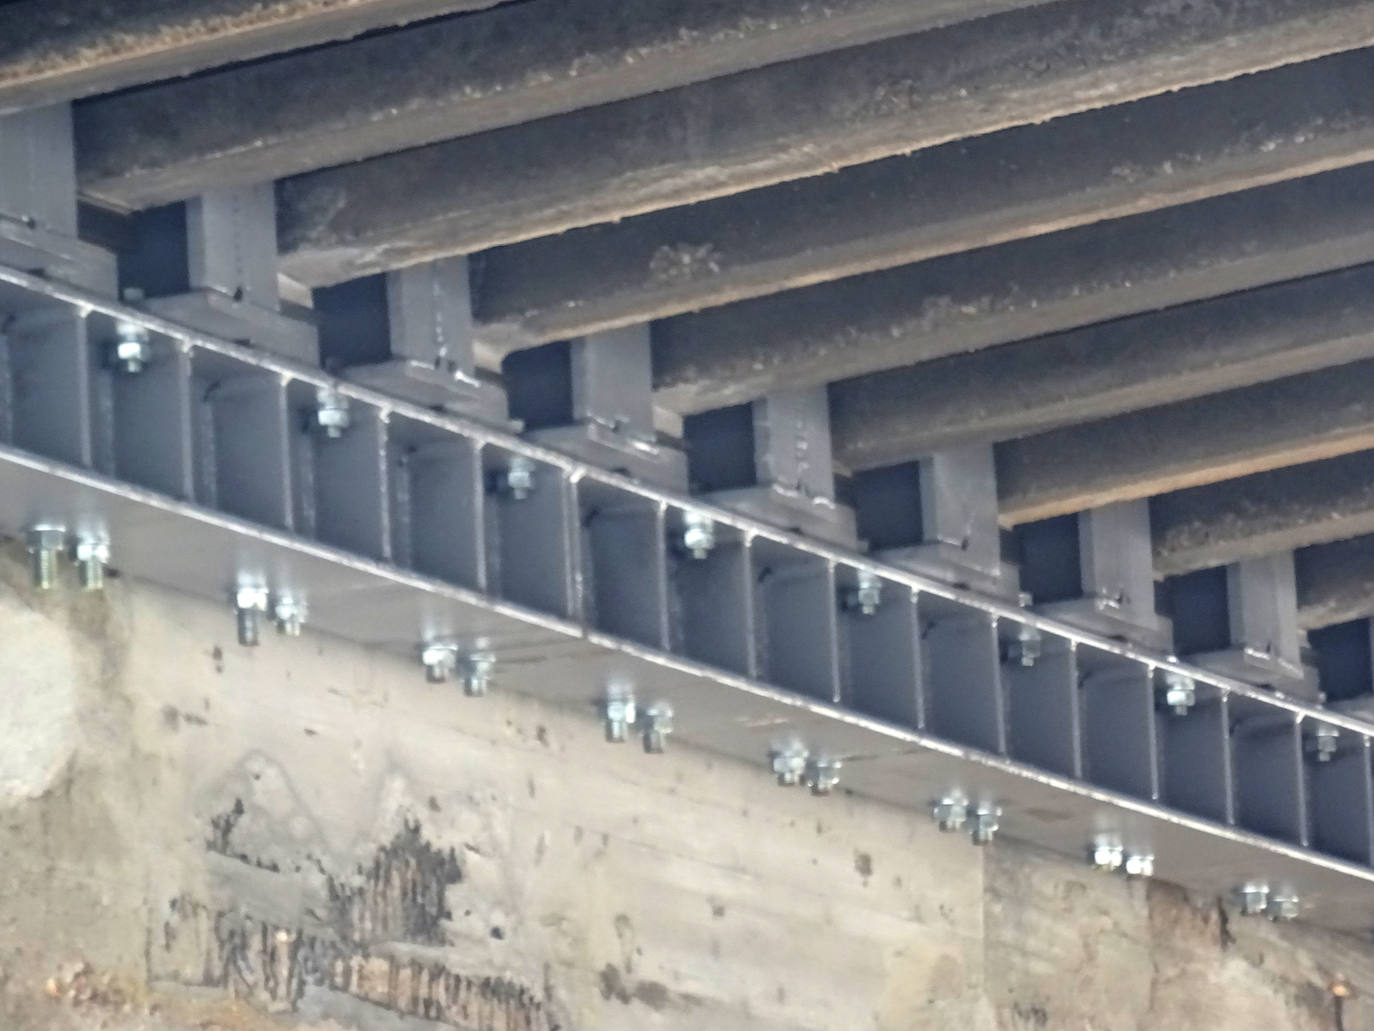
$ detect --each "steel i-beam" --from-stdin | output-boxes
[0,261,1372,931]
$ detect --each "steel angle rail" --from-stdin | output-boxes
[1,261,1373,931]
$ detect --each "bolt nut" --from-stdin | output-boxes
[461,651,495,697]
[932,796,969,833]
[1268,891,1301,922]
[1088,838,1124,873]
[232,584,270,647]
[313,386,351,439]
[1162,671,1196,716]
[641,702,673,754]
[72,537,111,591]
[26,525,67,591]
[1306,724,1340,763]
[844,569,882,616]
[970,804,1001,846]
[1123,853,1155,879]
[803,756,842,796]
[272,596,307,637]
[420,641,459,683]
[681,512,715,560]
[112,320,152,373]
[1236,881,1270,917]
[1008,623,1042,667]
[603,691,637,743]
[770,744,809,787]
[495,456,536,500]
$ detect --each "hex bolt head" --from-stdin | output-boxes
[603,691,637,743]
[681,511,715,560]
[313,386,351,439]
[232,585,270,647]
[1008,623,1042,667]
[25,525,66,591]
[969,804,1001,846]
[640,702,674,754]
[844,569,882,616]
[272,596,307,637]
[420,642,459,684]
[72,537,111,592]
[803,756,842,796]
[499,456,536,500]
[461,651,496,697]
[112,320,153,374]
[932,796,970,833]
[1268,891,1301,922]
[1123,853,1156,879]
[1236,881,1271,917]
[1306,724,1340,763]
[1162,671,1197,717]
[770,743,809,787]
[1088,838,1124,873]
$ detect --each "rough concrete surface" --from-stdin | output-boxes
[1,542,1374,1030]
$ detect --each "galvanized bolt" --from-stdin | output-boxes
[72,537,111,591]
[313,386,351,439]
[420,641,459,683]
[1088,837,1124,873]
[498,456,537,500]
[1008,623,1042,667]
[272,595,307,637]
[1236,881,1270,917]
[1162,671,1196,716]
[26,526,66,591]
[970,804,1001,846]
[681,511,715,560]
[770,742,809,787]
[1123,853,1155,879]
[640,702,673,754]
[1306,723,1340,763]
[603,690,637,743]
[112,319,152,374]
[803,756,842,796]
[932,795,969,833]
[1268,890,1301,922]
[461,650,496,697]
[232,585,270,647]
[845,569,882,616]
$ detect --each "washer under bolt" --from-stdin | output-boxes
[970,804,1001,846]
[845,569,882,615]
[1306,724,1340,763]
[232,585,270,647]
[72,537,111,591]
[803,756,842,796]
[603,690,637,743]
[499,456,536,500]
[26,526,66,591]
[770,743,809,787]
[1236,881,1270,917]
[1268,890,1301,922]
[640,702,673,754]
[272,596,307,637]
[461,651,496,697]
[681,512,715,560]
[112,319,152,374]
[420,642,459,683]
[932,796,969,833]
[1162,671,1197,716]
[1088,838,1124,872]
[313,386,351,439]
[1123,853,1155,878]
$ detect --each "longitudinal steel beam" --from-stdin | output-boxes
[1298,537,1374,630]
[2,259,1374,934]
[276,0,1374,286]
[829,260,1374,469]
[994,360,1374,527]
[652,164,1374,415]
[0,0,511,113]
[75,0,1050,211]
[474,51,1374,356]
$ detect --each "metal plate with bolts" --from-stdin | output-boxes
[2,261,1374,932]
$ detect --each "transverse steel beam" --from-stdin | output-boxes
[75,0,1052,210]
[276,0,1374,286]
[0,0,511,114]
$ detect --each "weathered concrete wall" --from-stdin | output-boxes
[0,540,1372,1031]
